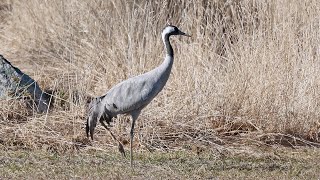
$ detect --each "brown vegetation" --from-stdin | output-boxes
[0,0,320,155]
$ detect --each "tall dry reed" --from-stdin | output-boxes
[0,0,319,151]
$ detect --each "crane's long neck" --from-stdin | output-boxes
[148,33,174,90]
[159,34,174,73]
[162,34,173,57]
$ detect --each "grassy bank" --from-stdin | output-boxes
[1,146,319,179]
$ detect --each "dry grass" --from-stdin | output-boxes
[1,146,320,179]
[0,0,320,173]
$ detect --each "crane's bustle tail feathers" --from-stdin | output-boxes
[87,113,98,140]
[90,129,94,140]
[86,118,90,138]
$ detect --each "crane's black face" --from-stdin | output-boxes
[163,25,191,37]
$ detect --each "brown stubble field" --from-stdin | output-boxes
[0,0,320,179]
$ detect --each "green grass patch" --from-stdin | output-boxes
[0,146,319,179]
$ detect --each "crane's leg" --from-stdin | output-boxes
[100,119,126,157]
[130,110,141,167]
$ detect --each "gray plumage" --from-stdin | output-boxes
[86,25,190,166]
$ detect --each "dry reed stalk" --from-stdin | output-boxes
[0,0,319,151]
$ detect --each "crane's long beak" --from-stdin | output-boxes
[179,31,191,37]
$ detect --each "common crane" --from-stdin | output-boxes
[86,25,190,166]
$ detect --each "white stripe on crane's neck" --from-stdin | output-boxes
[161,26,175,40]
[158,26,174,82]
[161,26,175,57]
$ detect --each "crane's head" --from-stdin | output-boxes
[162,25,191,38]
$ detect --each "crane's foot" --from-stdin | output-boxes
[118,142,126,157]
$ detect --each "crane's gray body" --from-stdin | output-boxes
[102,54,172,117]
[86,25,190,166]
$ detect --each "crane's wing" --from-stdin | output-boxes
[104,74,160,114]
